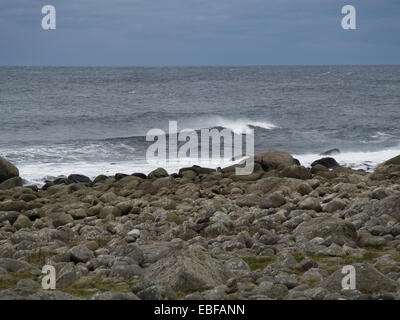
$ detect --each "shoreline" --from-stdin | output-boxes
[1,151,400,300]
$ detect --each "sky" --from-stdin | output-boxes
[0,0,399,66]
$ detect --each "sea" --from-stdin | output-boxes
[0,65,399,186]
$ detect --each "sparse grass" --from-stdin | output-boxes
[0,271,38,291]
[0,278,18,291]
[176,286,214,299]
[242,256,277,271]
[27,250,57,267]
[59,287,97,299]
[58,275,136,299]
[292,253,306,263]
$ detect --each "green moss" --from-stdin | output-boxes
[243,256,277,271]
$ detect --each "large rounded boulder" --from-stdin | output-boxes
[293,217,358,246]
[254,151,295,171]
[0,157,19,183]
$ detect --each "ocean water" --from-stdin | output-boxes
[0,66,399,185]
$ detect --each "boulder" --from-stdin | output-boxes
[0,200,27,212]
[0,177,23,190]
[115,173,129,181]
[13,214,32,230]
[148,168,169,179]
[67,174,92,184]
[322,263,398,294]
[260,193,286,209]
[50,211,74,228]
[145,245,232,292]
[280,165,312,180]
[69,245,94,263]
[0,157,19,184]
[380,154,400,167]
[370,195,400,221]
[297,183,313,196]
[311,157,339,169]
[0,258,40,274]
[236,194,262,207]
[298,197,322,211]
[323,199,347,213]
[0,211,19,224]
[293,217,358,246]
[131,173,147,179]
[179,165,216,176]
[254,151,295,170]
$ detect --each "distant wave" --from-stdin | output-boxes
[213,117,278,132]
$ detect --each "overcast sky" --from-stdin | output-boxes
[1,0,399,66]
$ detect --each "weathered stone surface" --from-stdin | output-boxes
[145,245,232,292]
[294,217,358,246]
[260,193,286,209]
[254,151,295,170]
[148,168,169,179]
[13,215,32,230]
[280,165,312,180]
[69,245,94,263]
[322,263,398,294]
[0,177,23,190]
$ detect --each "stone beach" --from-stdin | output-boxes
[1,151,400,300]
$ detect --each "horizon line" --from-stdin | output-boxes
[1,63,399,68]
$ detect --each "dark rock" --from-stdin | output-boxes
[322,263,398,294]
[67,174,92,184]
[311,157,339,169]
[0,157,19,184]
[132,173,147,179]
[115,173,129,181]
[294,217,358,246]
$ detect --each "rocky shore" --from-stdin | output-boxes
[1,151,400,300]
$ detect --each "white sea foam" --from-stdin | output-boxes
[293,147,400,171]
[18,157,243,187]
[213,117,278,132]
